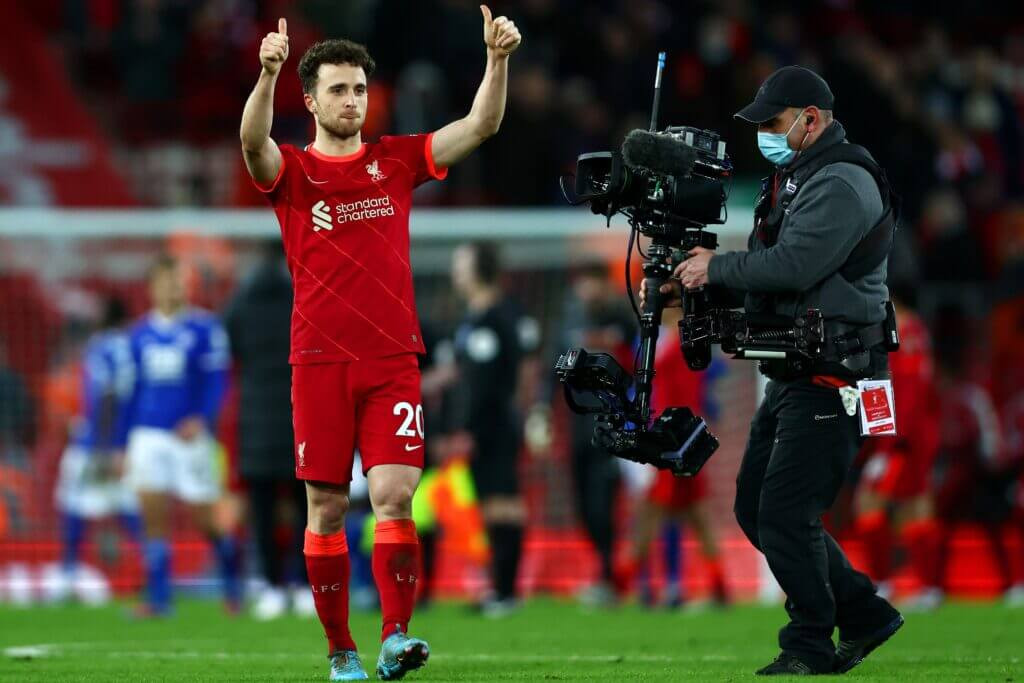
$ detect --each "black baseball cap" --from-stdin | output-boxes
[734,66,834,123]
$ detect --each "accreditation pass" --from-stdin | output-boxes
[854,379,897,436]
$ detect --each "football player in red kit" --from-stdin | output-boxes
[621,306,729,606]
[239,10,521,681]
[852,297,943,608]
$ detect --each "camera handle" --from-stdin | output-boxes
[635,240,676,426]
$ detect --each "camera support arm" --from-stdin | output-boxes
[635,240,675,426]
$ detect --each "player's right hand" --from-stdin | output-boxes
[639,277,683,309]
[260,18,289,75]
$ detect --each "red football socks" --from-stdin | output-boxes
[304,528,356,653]
[706,556,728,598]
[854,510,892,582]
[902,518,942,589]
[373,519,420,641]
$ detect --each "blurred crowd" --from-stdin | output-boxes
[25,0,1024,378]
[25,2,1022,205]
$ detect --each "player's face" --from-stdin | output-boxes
[306,63,368,140]
[150,265,186,312]
[451,246,476,297]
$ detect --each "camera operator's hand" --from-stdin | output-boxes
[639,278,683,309]
[676,247,713,289]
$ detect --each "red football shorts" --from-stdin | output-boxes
[861,438,930,500]
[647,469,708,509]
[291,353,425,484]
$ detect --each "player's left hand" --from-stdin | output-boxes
[675,247,713,289]
[481,5,522,58]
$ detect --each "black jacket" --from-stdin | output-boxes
[224,259,294,479]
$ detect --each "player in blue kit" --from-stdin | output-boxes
[53,297,142,602]
[122,255,240,615]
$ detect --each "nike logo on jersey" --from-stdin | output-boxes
[404,443,423,452]
[311,200,333,232]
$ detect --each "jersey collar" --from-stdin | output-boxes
[305,143,367,163]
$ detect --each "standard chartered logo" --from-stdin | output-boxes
[336,196,395,224]
[312,196,395,232]
[311,200,333,232]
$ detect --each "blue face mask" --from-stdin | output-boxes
[757,113,804,166]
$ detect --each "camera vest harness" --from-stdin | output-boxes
[754,139,897,283]
[751,128,899,379]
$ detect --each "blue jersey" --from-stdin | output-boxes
[126,309,230,433]
[71,330,135,451]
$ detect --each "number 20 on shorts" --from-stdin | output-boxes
[393,401,425,439]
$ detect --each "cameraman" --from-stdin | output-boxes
[647,66,902,675]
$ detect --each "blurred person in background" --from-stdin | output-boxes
[450,241,529,618]
[239,8,521,679]
[850,288,943,608]
[931,311,1014,610]
[52,296,141,602]
[482,62,562,204]
[958,47,1023,198]
[0,337,35,469]
[918,187,986,284]
[621,306,729,610]
[1001,379,1024,607]
[344,458,378,612]
[409,320,456,610]
[123,254,239,616]
[0,335,37,552]
[224,240,313,620]
[558,261,634,607]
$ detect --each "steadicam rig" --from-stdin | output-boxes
[555,52,726,476]
[554,348,717,476]
[681,309,827,363]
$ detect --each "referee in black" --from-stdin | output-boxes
[650,66,903,675]
[450,241,531,616]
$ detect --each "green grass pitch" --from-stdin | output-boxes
[1,599,1022,681]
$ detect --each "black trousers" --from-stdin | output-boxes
[734,378,896,670]
[246,476,308,587]
[571,430,618,584]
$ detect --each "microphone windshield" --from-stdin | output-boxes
[621,129,698,177]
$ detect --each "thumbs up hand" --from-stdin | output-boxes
[259,18,289,75]
[481,5,521,58]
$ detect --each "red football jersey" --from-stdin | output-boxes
[889,310,940,461]
[258,134,446,363]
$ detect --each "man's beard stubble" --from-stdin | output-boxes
[318,114,362,141]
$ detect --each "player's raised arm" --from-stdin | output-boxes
[240,18,289,186]
[430,5,522,169]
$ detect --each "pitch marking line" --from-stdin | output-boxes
[3,643,735,663]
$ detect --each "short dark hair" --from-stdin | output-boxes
[148,253,178,280]
[468,241,501,285]
[298,39,376,94]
